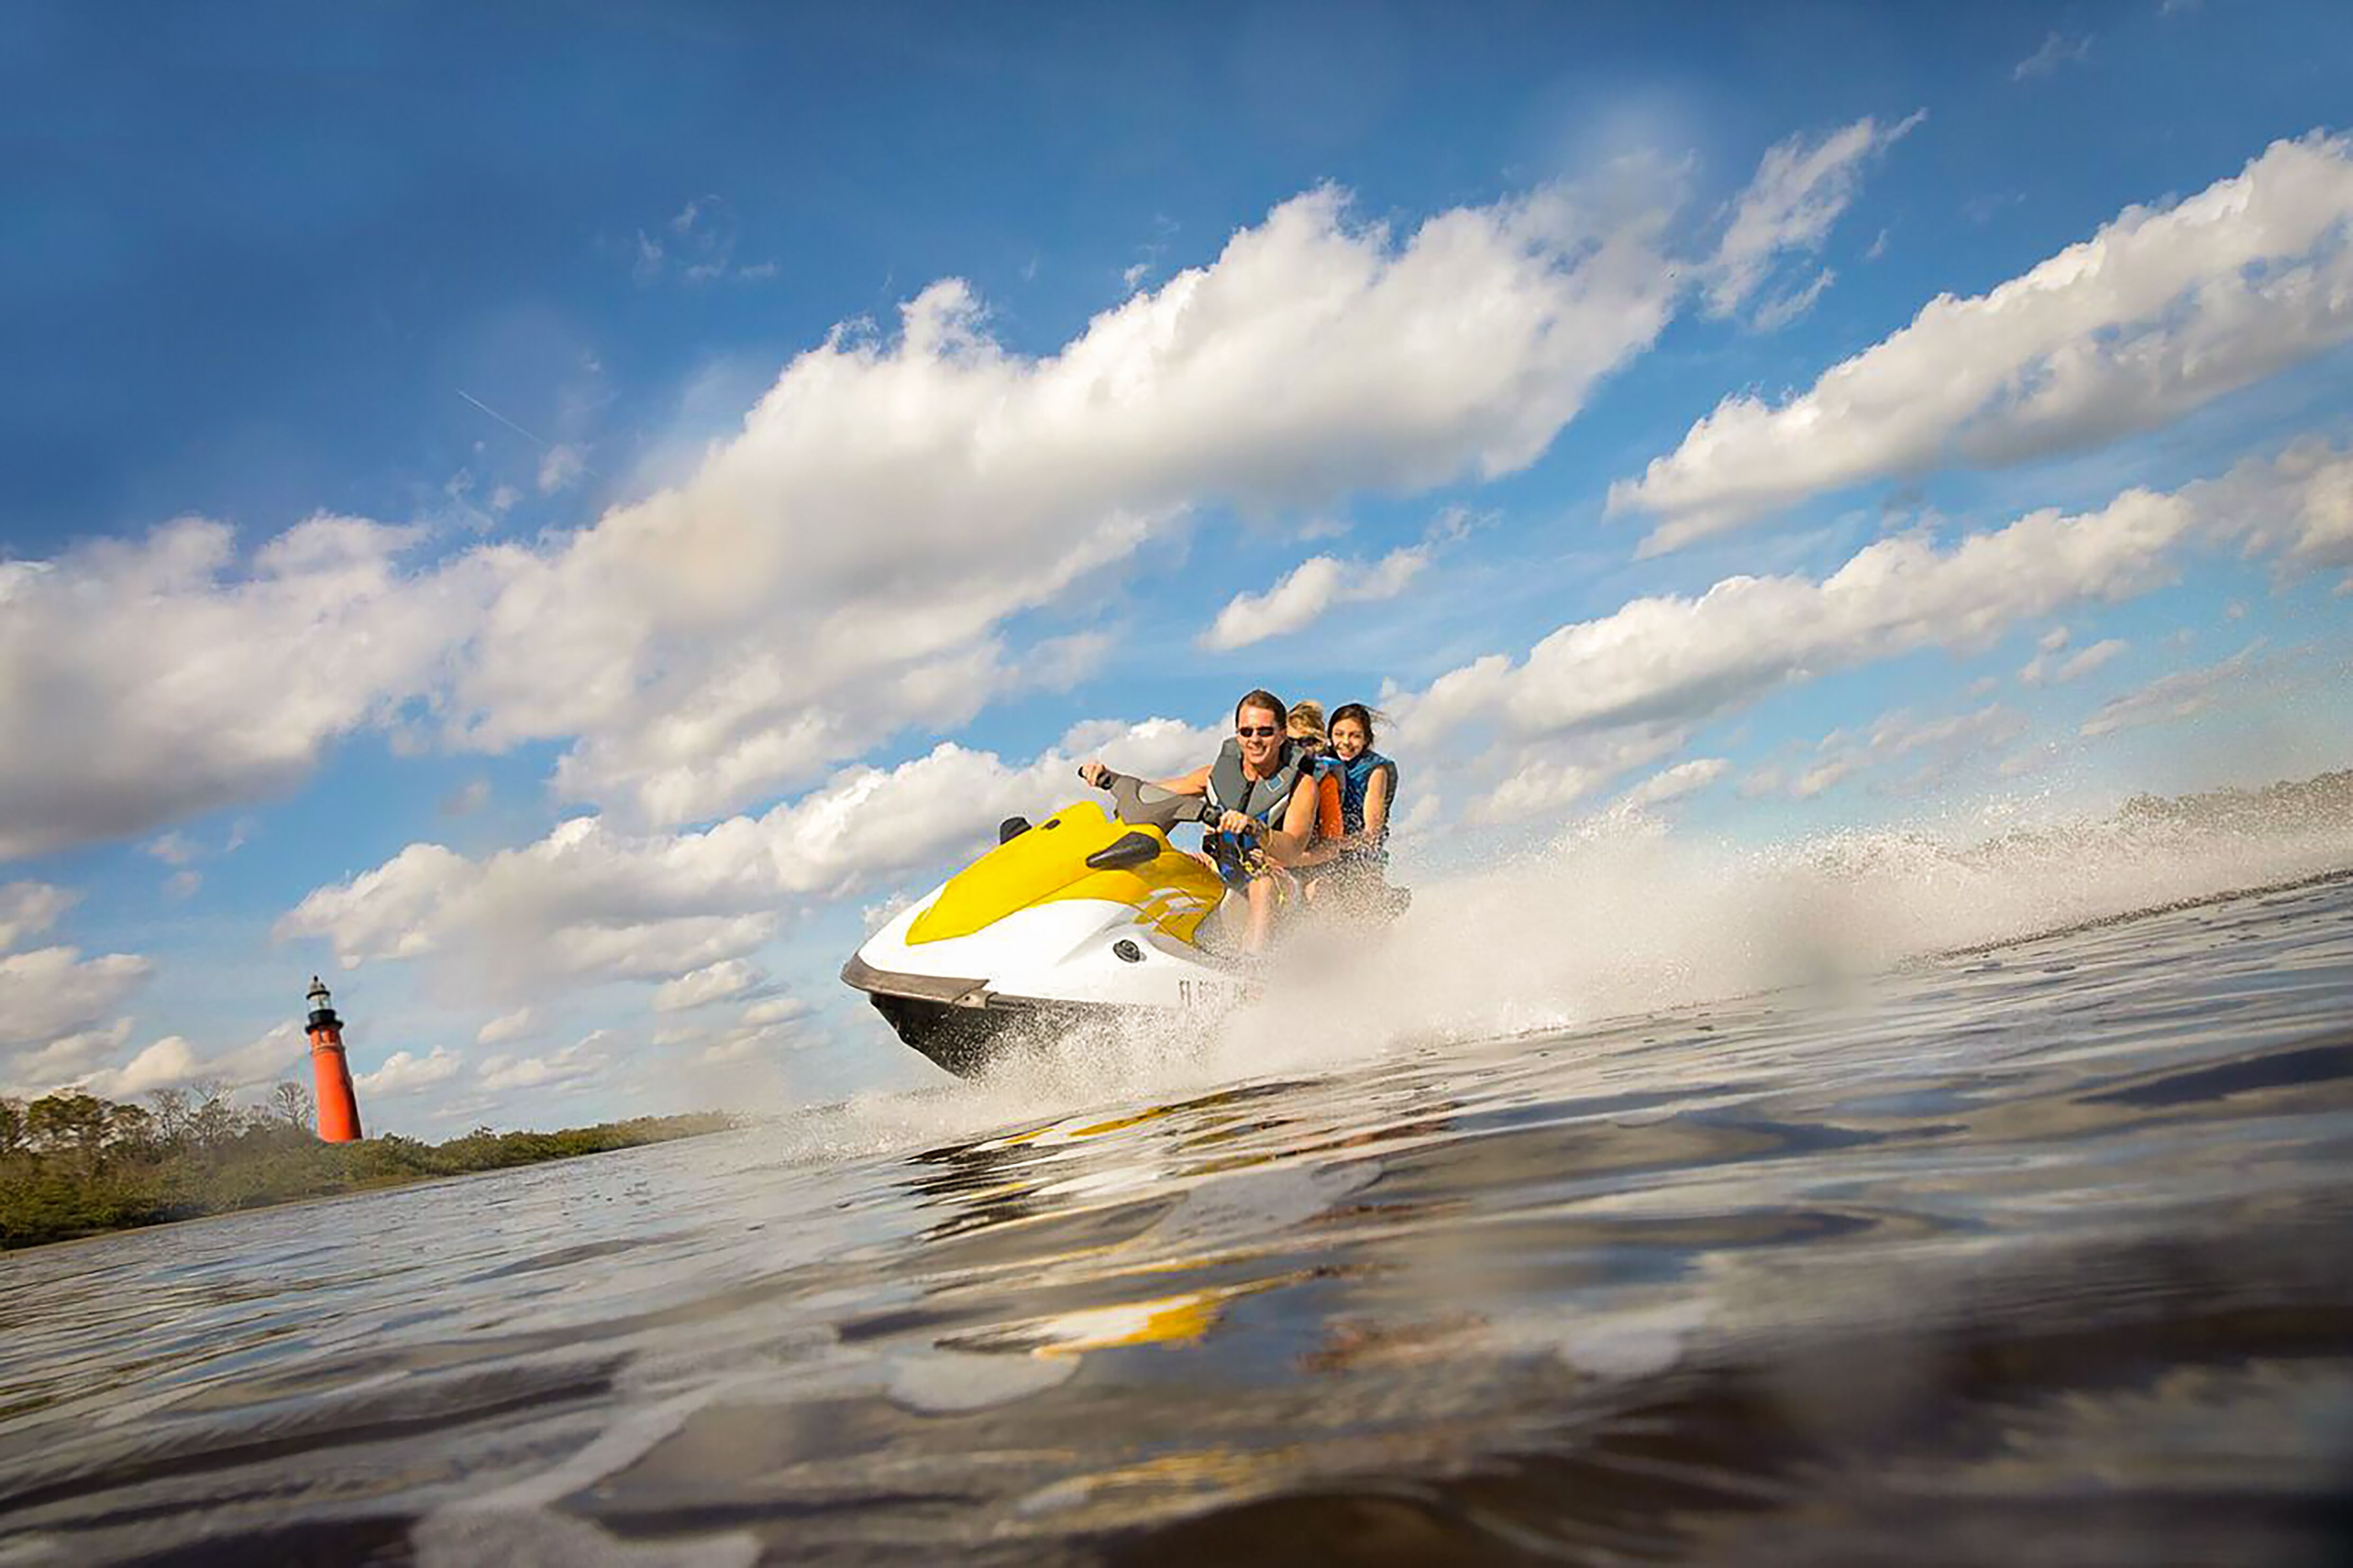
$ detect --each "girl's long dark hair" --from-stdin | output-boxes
[1330,702,1381,749]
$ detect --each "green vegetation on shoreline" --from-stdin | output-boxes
[0,1084,734,1251]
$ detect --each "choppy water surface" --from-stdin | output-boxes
[5,877,2353,1565]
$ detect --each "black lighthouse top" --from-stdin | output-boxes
[305,976,342,1034]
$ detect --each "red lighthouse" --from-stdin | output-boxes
[305,976,363,1143]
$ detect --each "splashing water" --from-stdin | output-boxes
[873,774,2353,1131]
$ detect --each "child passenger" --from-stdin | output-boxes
[1303,703,1396,910]
[1286,700,1346,848]
[1284,700,1328,756]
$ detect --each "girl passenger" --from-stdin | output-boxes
[1304,703,1396,909]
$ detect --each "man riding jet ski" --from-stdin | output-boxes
[1084,687,1321,954]
[843,691,1323,1077]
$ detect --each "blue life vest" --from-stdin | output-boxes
[1330,750,1398,846]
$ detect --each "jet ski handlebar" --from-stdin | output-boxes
[1083,767,1221,832]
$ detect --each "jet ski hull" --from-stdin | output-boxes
[842,941,1240,1077]
[863,987,1014,1077]
[851,974,1115,1077]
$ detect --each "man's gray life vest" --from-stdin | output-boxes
[1205,736,1305,830]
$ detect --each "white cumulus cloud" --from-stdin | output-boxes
[475,1007,537,1046]
[3,1020,133,1096]
[478,1035,608,1093]
[2022,636,2128,687]
[1615,757,1731,810]
[2201,434,2353,575]
[1406,489,2194,749]
[0,517,484,860]
[80,1037,204,1099]
[0,946,151,1051]
[684,997,816,1064]
[142,833,201,867]
[1614,132,2353,552]
[41,1020,306,1101]
[1200,545,1428,650]
[652,958,765,1013]
[739,996,808,1028]
[1791,756,1860,799]
[1470,726,1689,825]
[1705,111,1923,322]
[0,881,75,954]
[358,1047,464,1095]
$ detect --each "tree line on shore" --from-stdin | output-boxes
[0,1081,735,1250]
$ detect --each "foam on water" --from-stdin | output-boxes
[1357,785,2353,1041]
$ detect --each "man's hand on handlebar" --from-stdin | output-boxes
[1078,760,1110,788]
[1216,809,1257,838]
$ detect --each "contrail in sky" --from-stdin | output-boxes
[456,389,551,449]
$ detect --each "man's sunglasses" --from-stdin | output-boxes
[1236,724,1280,738]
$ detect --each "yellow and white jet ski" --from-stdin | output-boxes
[842,773,1254,1076]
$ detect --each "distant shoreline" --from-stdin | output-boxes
[0,1110,738,1253]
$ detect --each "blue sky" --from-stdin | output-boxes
[4,0,2351,1133]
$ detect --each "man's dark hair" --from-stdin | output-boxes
[1234,689,1287,727]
